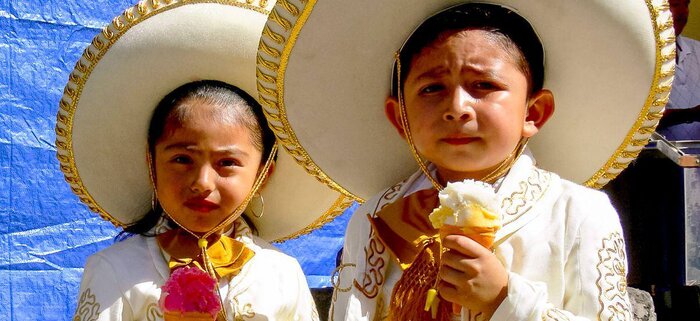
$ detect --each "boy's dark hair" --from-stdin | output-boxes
[118,80,275,239]
[392,3,545,96]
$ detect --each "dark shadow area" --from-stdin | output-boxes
[311,287,333,321]
[603,148,699,319]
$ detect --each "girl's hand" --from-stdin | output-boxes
[437,234,508,318]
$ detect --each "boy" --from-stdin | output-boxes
[255,1,673,320]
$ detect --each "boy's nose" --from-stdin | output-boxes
[443,89,475,121]
[190,165,215,195]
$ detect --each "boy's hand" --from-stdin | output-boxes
[437,234,508,318]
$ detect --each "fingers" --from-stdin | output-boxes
[439,264,466,286]
[441,249,478,274]
[442,234,491,257]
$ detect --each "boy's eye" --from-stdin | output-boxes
[172,155,192,164]
[219,159,240,167]
[419,84,445,94]
[473,81,497,90]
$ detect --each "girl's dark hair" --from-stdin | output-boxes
[118,80,275,239]
[392,3,545,96]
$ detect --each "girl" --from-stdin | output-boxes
[58,1,344,320]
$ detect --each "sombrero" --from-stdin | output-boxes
[256,0,675,201]
[55,0,353,242]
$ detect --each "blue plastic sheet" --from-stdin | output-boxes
[0,1,353,320]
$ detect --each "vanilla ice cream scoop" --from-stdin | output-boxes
[428,180,502,248]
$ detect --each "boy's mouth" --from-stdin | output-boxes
[442,136,477,145]
[184,199,219,213]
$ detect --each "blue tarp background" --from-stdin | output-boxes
[0,1,354,320]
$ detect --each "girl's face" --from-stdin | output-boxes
[154,100,263,233]
[389,29,541,183]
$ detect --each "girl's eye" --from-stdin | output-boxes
[419,84,445,94]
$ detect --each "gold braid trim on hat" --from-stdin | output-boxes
[585,0,675,189]
[256,0,364,203]
[56,0,272,227]
[254,0,364,241]
[272,194,355,242]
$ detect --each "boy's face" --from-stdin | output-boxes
[387,30,549,182]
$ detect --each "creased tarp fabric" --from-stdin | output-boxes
[0,1,352,320]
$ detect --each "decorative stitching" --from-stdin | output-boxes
[500,167,551,225]
[72,289,100,321]
[596,232,632,321]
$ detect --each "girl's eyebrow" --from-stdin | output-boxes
[163,143,250,157]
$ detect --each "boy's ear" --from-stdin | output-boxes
[385,96,407,139]
[523,89,555,138]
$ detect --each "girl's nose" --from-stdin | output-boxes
[190,165,215,195]
[443,87,475,121]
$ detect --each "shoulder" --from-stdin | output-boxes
[556,178,613,206]
[680,35,700,49]
[552,176,620,228]
[247,236,304,274]
[86,235,151,267]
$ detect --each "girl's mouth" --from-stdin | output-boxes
[184,199,219,213]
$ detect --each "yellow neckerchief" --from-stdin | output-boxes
[369,189,457,320]
[369,189,439,269]
[157,227,254,279]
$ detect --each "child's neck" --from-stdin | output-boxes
[435,164,508,185]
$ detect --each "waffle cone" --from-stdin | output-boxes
[439,224,497,249]
[163,311,216,321]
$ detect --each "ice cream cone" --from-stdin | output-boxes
[438,224,498,249]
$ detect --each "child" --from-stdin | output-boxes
[56,1,344,320]
[254,1,673,320]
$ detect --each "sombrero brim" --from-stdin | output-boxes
[256,0,675,201]
[55,0,352,242]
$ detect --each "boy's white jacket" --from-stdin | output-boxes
[330,154,631,321]
[74,220,319,321]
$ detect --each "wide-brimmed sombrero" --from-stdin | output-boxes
[55,0,353,242]
[256,0,675,201]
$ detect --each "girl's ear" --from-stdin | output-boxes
[523,89,555,138]
[258,160,276,189]
[385,96,407,139]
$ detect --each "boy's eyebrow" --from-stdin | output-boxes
[412,64,502,82]
[412,66,450,82]
[163,143,250,156]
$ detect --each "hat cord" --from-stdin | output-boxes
[395,52,528,317]
[147,142,278,320]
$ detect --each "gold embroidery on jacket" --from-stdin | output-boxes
[596,232,632,321]
[353,181,404,299]
[354,234,387,298]
[232,297,256,320]
[73,288,100,321]
[145,302,163,321]
[542,306,571,320]
[500,167,551,225]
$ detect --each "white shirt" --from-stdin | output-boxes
[330,155,632,321]
[73,222,319,321]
